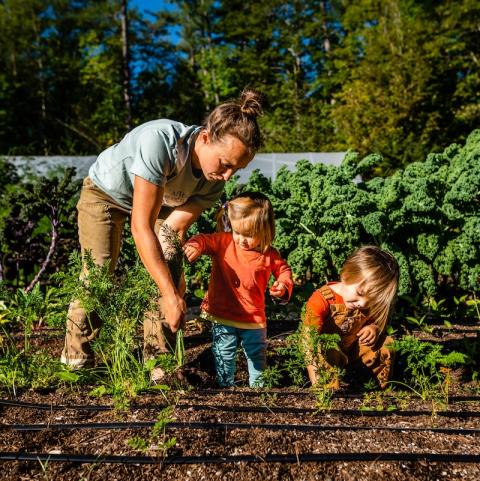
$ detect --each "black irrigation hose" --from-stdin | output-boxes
[1,399,479,418]
[174,405,480,418]
[1,420,480,436]
[190,388,480,402]
[0,399,112,411]
[0,451,479,465]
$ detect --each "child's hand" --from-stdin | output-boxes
[269,281,287,299]
[357,324,378,346]
[183,244,200,263]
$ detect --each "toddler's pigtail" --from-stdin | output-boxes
[215,202,231,233]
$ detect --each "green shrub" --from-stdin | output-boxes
[204,130,480,303]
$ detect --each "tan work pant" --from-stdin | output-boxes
[61,177,178,364]
[319,336,394,390]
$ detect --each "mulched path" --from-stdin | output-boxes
[0,319,479,480]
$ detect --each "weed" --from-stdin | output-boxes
[127,406,177,456]
[311,376,337,412]
[267,327,343,410]
[37,457,51,481]
[150,353,178,374]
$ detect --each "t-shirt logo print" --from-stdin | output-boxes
[163,190,187,207]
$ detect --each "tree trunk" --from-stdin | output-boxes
[31,12,48,155]
[320,0,331,53]
[121,0,132,131]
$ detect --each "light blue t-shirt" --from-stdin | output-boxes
[89,119,224,211]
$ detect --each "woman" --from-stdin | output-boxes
[61,88,268,372]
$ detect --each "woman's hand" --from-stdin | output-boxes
[183,244,201,262]
[269,280,287,299]
[357,324,379,346]
[163,292,186,333]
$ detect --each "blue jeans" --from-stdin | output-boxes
[211,323,267,387]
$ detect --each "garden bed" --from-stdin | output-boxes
[0,320,479,480]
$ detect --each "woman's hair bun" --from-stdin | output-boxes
[240,88,268,118]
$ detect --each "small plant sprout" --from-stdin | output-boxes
[127,406,177,456]
[405,314,433,334]
[360,391,397,412]
[175,329,185,368]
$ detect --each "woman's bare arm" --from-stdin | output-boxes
[131,175,185,332]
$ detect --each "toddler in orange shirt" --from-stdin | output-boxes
[302,246,399,389]
[184,191,293,387]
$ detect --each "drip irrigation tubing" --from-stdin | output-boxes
[1,420,479,436]
[1,399,479,418]
[0,451,479,465]
[189,388,480,402]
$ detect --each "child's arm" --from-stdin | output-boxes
[301,292,330,386]
[183,233,222,263]
[306,364,319,385]
[269,254,294,302]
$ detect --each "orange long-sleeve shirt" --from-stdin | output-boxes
[185,232,293,325]
[303,282,371,351]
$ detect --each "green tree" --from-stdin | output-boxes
[330,0,480,173]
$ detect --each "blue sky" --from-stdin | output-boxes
[131,0,172,15]
[130,0,180,45]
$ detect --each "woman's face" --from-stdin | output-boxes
[193,130,253,181]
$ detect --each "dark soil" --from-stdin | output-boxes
[1,319,479,480]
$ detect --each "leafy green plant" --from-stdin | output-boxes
[405,315,433,334]
[224,131,480,306]
[127,407,177,456]
[257,365,283,389]
[273,330,310,387]
[0,348,71,394]
[55,251,158,407]
[311,371,339,412]
[265,328,342,410]
[0,168,80,288]
[304,329,344,411]
[392,336,467,407]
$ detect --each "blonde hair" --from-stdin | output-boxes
[340,245,399,332]
[204,88,268,155]
[216,191,275,253]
